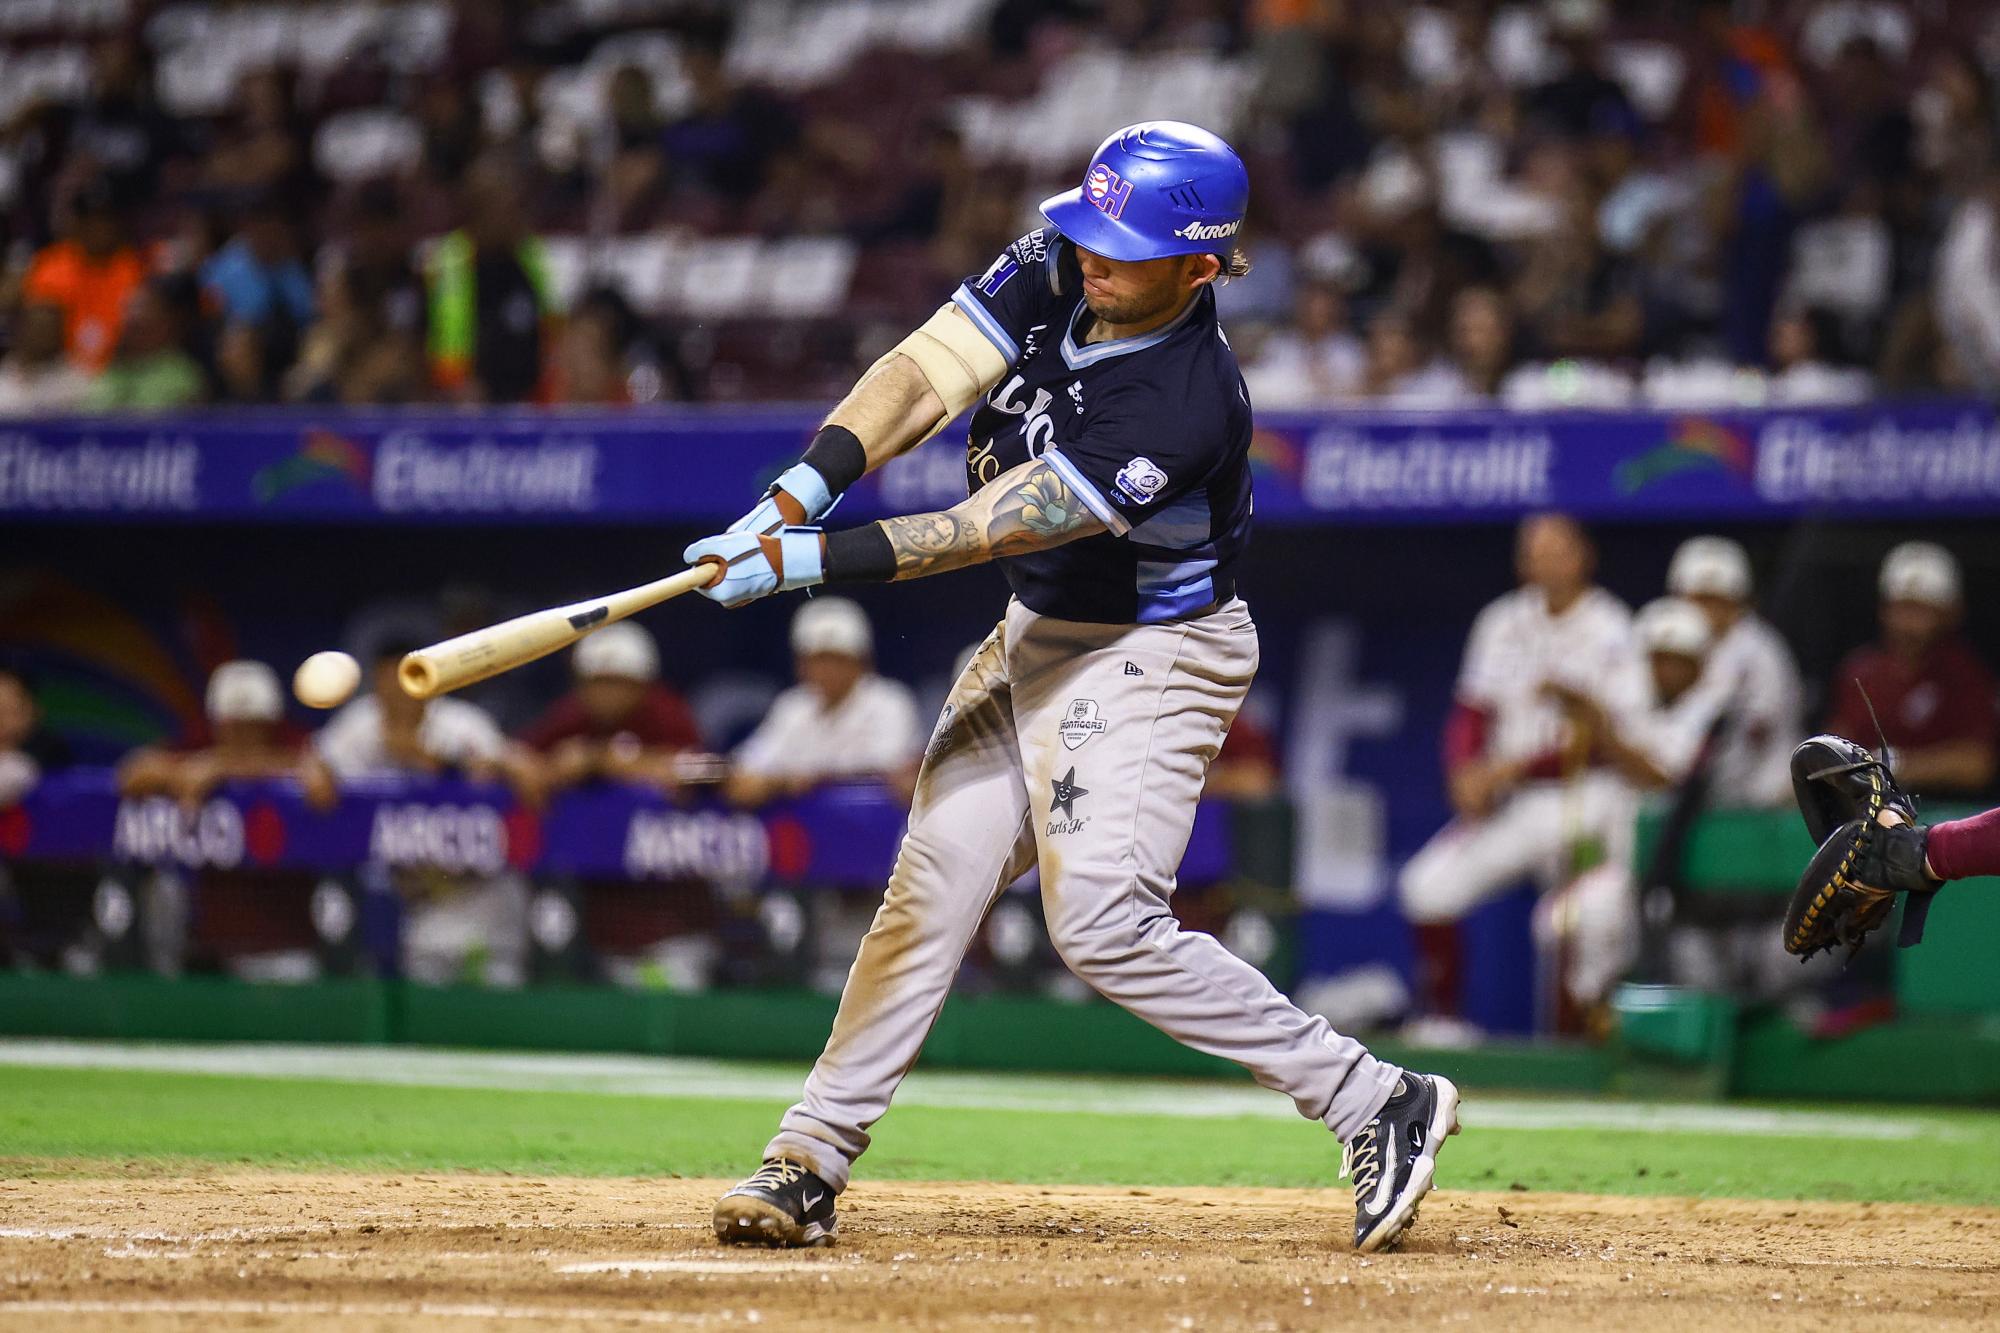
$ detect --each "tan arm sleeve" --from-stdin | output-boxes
[824,303,1013,470]
[892,302,1011,426]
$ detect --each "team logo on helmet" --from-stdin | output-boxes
[1084,162,1133,220]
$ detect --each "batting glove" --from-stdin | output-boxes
[684,528,825,608]
[726,463,838,537]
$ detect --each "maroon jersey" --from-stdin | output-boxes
[1825,636,1998,754]
[518,686,702,753]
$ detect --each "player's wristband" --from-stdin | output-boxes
[799,424,868,497]
[822,523,897,584]
[777,527,826,590]
[770,462,835,521]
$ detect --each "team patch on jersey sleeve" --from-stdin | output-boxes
[1113,456,1170,505]
[976,252,1020,296]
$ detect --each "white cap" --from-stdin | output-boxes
[791,596,873,659]
[1636,597,1713,658]
[1880,541,1961,607]
[1667,535,1752,601]
[1547,0,1607,36]
[574,622,658,681]
[206,659,283,723]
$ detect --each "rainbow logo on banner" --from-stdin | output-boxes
[1614,417,1753,494]
[253,429,371,503]
[1247,427,1302,484]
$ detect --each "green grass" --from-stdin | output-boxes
[3,1065,1998,1206]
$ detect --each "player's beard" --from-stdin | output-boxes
[1082,280,1187,328]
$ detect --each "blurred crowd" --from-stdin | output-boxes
[1,0,1999,409]
[1231,0,2000,407]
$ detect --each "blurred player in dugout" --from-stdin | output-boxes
[1532,595,1785,1019]
[1399,515,1647,1036]
[117,660,335,977]
[1826,542,1997,796]
[725,599,923,992]
[518,623,724,991]
[1649,536,1813,1000]
[316,639,541,986]
[1399,518,1806,1034]
[726,598,922,809]
[518,621,707,795]
[0,666,78,969]
[0,665,72,807]
[1663,535,1803,807]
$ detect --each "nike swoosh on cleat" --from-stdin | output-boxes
[1366,1134,1399,1216]
[802,1190,825,1211]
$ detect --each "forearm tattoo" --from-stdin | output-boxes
[881,459,1105,580]
[880,511,981,579]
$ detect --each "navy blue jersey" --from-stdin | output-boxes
[949,228,1253,625]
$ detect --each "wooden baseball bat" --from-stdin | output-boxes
[399,562,723,700]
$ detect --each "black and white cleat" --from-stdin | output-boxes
[1345,1073,1462,1253]
[713,1158,838,1248]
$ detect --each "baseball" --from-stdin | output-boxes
[292,650,361,709]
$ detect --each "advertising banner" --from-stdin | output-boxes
[7,402,2000,525]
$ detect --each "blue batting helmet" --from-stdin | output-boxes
[1039,121,1248,263]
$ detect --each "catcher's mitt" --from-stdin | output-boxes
[1791,734,1914,841]
[1784,735,1941,960]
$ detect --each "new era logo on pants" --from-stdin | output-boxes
[1123,661,1143,677]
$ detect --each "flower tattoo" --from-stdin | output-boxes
[1017,472,1077,537]
[877,458,1105,580]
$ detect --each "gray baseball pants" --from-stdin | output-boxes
[765,596,1402,1190]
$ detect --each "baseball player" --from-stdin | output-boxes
[1664,536,1801,807]
[1399,513,1650,1029]
[1531,597,1730,1014]
[1825,542,1997,795]
[683,122,1459,1254]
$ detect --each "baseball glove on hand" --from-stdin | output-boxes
[1784,735,1941,961]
